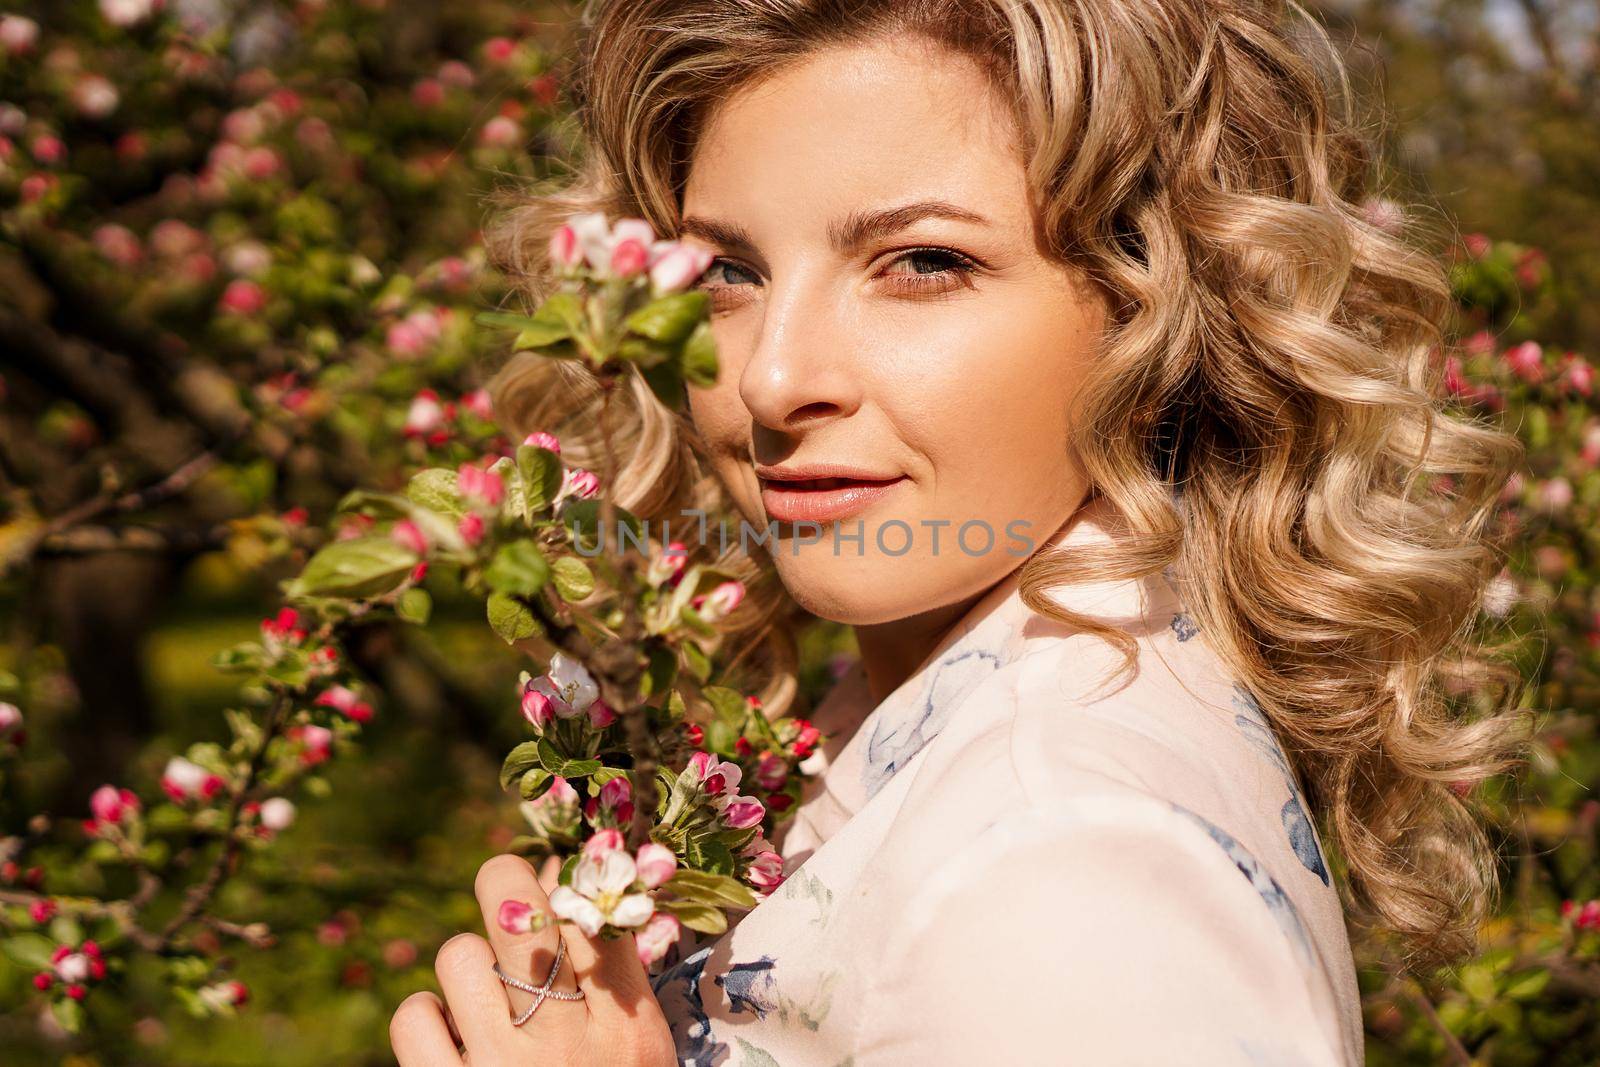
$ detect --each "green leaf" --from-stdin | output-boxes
[547,557,592,604]
[658,898,728,936]
[406,468,466,519]
[288,536,418,599]
[476,310,540,331]
[640,361,685,409]
[397,588,432,625]
[558,852,580,886]
[682,641,712,684]
[1460,961,1497,1003]
[3,932,57,970]
[536,737,602,778]
[518,768,554,800]
[485,541,551,598]
[511,292,584,350]
[639,644,678,699]
[681,319,719,387]
[516,445,564,518]
[625,291,708,345]
[561,498,645,551]
[51,997,84,1034]
[501,741,544,790]
[686,836,737,876]
[1504,969,1550,1001]
[666,868,758,909]
[487,592,542,644]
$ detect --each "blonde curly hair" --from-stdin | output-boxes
[484,0,1532,968]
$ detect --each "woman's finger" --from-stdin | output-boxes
[537,853,561,894]
[390,990,463,1066]
[475,852,586,1031]
[432,932,516,1054]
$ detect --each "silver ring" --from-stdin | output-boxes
[494,935,586,1026]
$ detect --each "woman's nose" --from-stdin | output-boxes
[736,278,862,433]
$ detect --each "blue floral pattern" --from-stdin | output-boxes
[1230,685,1330,886]
[1171,802,1315,968]
[652,944,728,1066]
[861,647,1002,799]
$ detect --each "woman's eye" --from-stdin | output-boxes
[879,247,981,294]
[699,258,761,288]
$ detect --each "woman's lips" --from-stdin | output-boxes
[759,475,908,525]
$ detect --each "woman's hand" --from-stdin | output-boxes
[390,853,677,1066]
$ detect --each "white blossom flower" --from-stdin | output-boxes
[548,849,655,935]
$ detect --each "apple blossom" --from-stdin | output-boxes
[314,684,374,724]
[71,75,120,120]
[161,756,225,803]
[692,580,745,622]
[520,681,555,729]
[219,279,267,316]
[546,651,599,712]
[548,849,656,936]
[587,698,617,729]
[457,462,505,507]
[634,842,677,889]
[554,467,601,508]
[479,116,521,148]
[482,36,517,64]
[93,223,143,266]
[646,541,689,587]
[522,430,561,453]
[89,784,140,825]
[259,797,296,832]
[404,389,448,437]
[289,723,334,766]
[100,0,157,28]
[721,796,766,830]
[648,242,715,296]
[635,912,681,967]
[549,224,583,270]
[391,518,429,556]
[497,898,549,935]
[0,14,38,55]
[458,512,486,545]
[461,388,495,421]
[0,701,22,740]
[609,236,650,278]
[1503,341,1544,384]
[583,827,625,861]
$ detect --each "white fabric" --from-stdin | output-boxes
[651,493,1363,1065]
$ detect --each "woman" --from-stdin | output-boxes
[390,0,1528,1063]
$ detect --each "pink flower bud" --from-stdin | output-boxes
[522,430,561,454]
[457,463,505,507]
[693,580,745,622]
[583,828,625,861]
[722,796,766,829]
[72,76,120,120]
[259,797,295,831]
[647,542,689,587]
[548,224,583,269]
[30,899,57,924]
[1503,341,1544,384]
[479,116,521,148]
[391,519,429,556]
[609,237,650,278]
[497,898,545,935]
[482,37,517,64]
[461,388,494,421]
[404,389,447,437]
[521,685,554,729]
[30,135,65,166]
[587,698,617,729]
[754,752,788,791]
[635,911,681,966]
[89,785,140,825]
[0,16,39,57]
[635,843,677,889]
[649,243,715,295]
[561,468,600,500]
[219,279,267,316]
[746,849,784,890]
[600,775,631,809]
[458,512,486,545]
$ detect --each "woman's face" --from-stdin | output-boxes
[681,35,1106,626]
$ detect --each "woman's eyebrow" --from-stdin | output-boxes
[677,199,991,256]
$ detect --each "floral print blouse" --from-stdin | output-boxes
[651,493,1364,1065]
